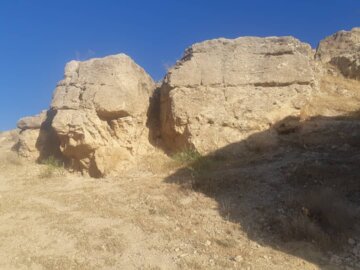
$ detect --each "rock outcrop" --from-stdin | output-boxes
[16,111,47,159]
[316,27,360,80]
[13,27,360,177]
[160,37,318,154]
[50,54,155,177]
[16,110,60,160]
[17,110,47,130]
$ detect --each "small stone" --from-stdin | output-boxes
[205,240,211,246]
[340,144,351,151]
[234,255,243,262]
[352,244,360,257]
[348,238,356,246]
[330,255,342,265]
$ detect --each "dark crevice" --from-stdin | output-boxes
[253,81,311,87]
[96,110,130,122]
[36,109,66,163]
[146,86,164,149]
[264,50,295,56]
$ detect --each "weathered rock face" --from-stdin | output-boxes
[17,110,47,130]
[17,129,41,159]
[13,28,360,177]
[51,54,155,177]
[16,111,47,159]
[160,37,318,154]
[316,27,360,80]
[16,110,61,160]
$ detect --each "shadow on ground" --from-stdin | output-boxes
[165,112,360,269]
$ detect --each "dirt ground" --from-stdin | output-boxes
[2,128,359,270]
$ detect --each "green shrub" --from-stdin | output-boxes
[39,156,65,178]
[41,155,64,167]
[172,148,202,164]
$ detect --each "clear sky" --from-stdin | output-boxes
[0,0,359,131]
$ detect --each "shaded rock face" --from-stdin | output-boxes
[16,111,46,159]
[50,54,155,177]
[160,37,318,154]
[316,27,360,80]
[16,110,61,160]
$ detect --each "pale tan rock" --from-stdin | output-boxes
[16,113,61,161]
[17,129,41,159]
[160,36,318,154]
[316,27,360,80]
[51,54,155,177]
[16,110,52,160]
[17,110,47,130]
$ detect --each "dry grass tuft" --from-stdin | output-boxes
[38,155,66,178]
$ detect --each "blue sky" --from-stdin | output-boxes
[0,0,359,131]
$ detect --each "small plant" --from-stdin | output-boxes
[172,148,226,193]
[219,198,233,221]
[41,155,64,167]
[172,148,217,172]
[39,156,65,178]
[172,148,202,164]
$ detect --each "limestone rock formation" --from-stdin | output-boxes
[16,110,60,160]
[17,110,47,130]
[13,27,360,177]
[16,111,47,159]
[50,54,155,177]
[316,27,360,80]
[17,129,41,159]
[160,36,318,154]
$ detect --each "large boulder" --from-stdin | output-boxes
[160,36,318,154]
[51,54,155,177]
[316,27,360,80]
[17,129,41,159]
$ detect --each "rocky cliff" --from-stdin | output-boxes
[160,36,318,154]
[15,27,360,177]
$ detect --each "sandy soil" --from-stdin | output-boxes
[1,130,354,270]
